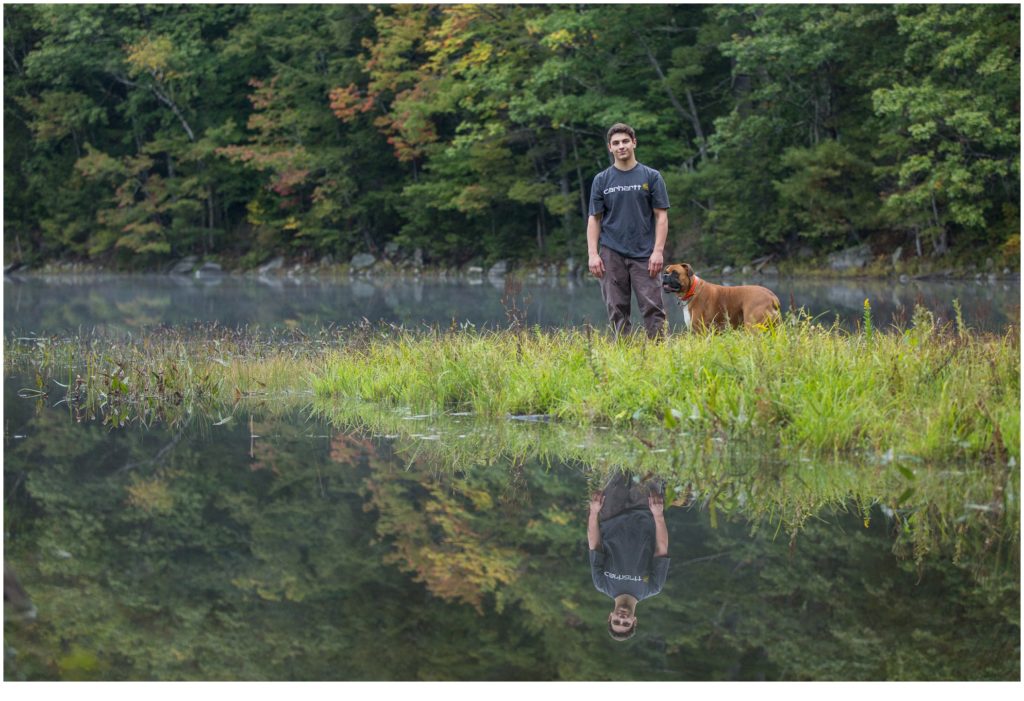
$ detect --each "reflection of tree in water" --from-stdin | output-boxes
[360,458,522,614]
[2,397,1018,680]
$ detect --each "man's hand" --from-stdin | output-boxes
[650,490,668,556]
[648,250,664,278]
[650,208,668,278]
[648,491,664,516]
[586,214,604,278]
[588,491,604,550]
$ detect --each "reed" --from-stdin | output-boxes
[316,309,1019,465]
[4,325,336,426]
[6,309,1018,465]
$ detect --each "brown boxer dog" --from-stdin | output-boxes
[661,263,780,331]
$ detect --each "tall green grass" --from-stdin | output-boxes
[4,325,334,426]
[316,309,1019,465]
[4,318,1016,574]
[7,311,1017,467]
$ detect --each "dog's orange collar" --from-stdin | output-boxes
[681,275,700,301]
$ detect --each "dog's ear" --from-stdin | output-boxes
[682,263,693,277]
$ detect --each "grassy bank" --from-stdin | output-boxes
[316,307,1019,466]
[6,309,1018,466]
[3,325,334,426]
[4,319,1017,572]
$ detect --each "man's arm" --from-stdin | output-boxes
[648,208,668,277]
[587,214,604,278]
[649,491,668,557]
[588,491,604,550]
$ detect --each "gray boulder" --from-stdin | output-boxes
[194,262,223,278]
[169,256,198,275]
[258,256,285,274]
[350,253,376,271]
[828,244,872,271]
[488,260,509,278]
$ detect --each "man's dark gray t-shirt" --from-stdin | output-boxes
[588,162,670,259]
[590,508,670,601]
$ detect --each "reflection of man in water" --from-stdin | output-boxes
[588,472,669,641]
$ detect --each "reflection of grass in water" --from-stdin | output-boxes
[4,315,1018,575]
[315,308,1019,465]
[312,398,1018,580]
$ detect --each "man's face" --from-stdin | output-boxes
[609,607,636,634]
[607,132,636,163]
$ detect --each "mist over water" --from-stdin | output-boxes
[4,273,1019,335]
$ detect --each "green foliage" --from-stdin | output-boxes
[871,5,1020,257]
[316,316,1020,466]
[3,4,1020,268]
[774,140,879,243]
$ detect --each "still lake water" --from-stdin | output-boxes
[3,272,1020,334]
[3,274,1020,680]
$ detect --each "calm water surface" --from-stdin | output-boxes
[3,274,1019,680]
[2,382,1018,681]
[4,273,1019,334]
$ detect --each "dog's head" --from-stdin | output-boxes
[661,263,695,295]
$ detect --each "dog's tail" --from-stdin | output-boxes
[758,294,783,331]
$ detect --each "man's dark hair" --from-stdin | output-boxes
[608,616,637,641]
[606,123,636,144]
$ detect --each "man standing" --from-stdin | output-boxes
[588,472,670,641]
[587,123,671,339]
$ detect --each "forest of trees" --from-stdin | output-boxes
[3,4,1020,271]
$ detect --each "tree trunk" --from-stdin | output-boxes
[684,88,708,163]
[536,204,546,254]
[571,127,588,224]
[930,192,947,255]
[640,39,708,163]
[559,134,574,241]
[207,187,215,250]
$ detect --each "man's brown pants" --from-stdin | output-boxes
[599,245,667,339]
[598,471,666,522]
